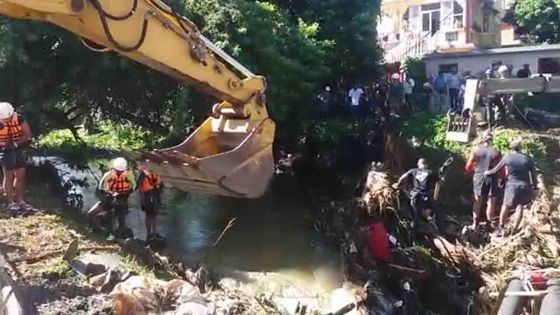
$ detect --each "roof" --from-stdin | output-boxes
[423,44,560,59]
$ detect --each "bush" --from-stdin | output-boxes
[37,122,164,162]
[402,112,551,174]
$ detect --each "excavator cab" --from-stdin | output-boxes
[133,102,275,199]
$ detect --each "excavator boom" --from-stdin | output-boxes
[0,0,275,198]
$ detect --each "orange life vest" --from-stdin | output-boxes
[0,114,23,146]
[107,170,131,194]
[140,172,160,193]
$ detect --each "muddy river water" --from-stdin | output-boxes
[27,157,341,299]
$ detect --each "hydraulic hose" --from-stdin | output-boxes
[96,0,138,21]
[87,0,151,52]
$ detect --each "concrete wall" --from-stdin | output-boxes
[424,48,560,77]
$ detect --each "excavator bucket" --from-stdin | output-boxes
[132,116,275,199]
[446,79,479,142]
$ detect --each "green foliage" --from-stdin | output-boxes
[37,122,164,162]
[41,259,72,280]
[270,0,383,83]
[401,57,427,91]
[402,112,464,155]
[403,112,551,174]
[308,118,357,149]
[492,129,550,174]
[504,0,560,44]
[0,0,383,154]
[185,0,332,127]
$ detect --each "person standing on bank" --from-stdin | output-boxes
[0,102,32,212]
[464,130,504,229]
[485,139,537,236]
[348,85,364,118]
[136,162,163,241]
[448,67,462,112]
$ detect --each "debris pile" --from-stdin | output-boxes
[433,178,560,312]
[362,163,399,216]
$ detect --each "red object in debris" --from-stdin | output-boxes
[367,222,390,263]
[529,272,547,290]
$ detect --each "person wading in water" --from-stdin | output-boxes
[136,162,163,242]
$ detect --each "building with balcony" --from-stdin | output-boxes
[379,0,560,76]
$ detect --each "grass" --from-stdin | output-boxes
[36,122,165,164]
[0,210,165,283]
[41,259,72,280]
[120,254,157,278]
[403,112,553,177]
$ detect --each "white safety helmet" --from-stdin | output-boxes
[0,102,14,120]
[113,157,128,171]
[391,73,400,80]
[325,86,331,92]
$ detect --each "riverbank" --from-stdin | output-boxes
[0,207,333,314]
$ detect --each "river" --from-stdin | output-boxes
[27,156,341,299]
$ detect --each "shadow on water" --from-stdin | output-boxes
[159,175,318,273]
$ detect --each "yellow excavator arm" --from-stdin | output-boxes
[0,0,275,198]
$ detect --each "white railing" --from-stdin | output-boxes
[383,12,453,63]
[384,31,439,63]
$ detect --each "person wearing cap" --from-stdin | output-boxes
[0,102,32,211]
[465,130,505,229]
[485,139,537,236]
[87,157,136,231]
[394,158,442,234]
[136,162,163,241]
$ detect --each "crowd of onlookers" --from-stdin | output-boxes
[314,63,533,119]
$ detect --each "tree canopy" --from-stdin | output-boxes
[0,0,382,145]
[504,0,560,44]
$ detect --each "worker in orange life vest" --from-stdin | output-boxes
[136,162,163,241]
[0,102,32,212]
[87,157,136,230]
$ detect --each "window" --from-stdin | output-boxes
[538,58,560,74]
[482,12,492,33]
[439,63,458,73]
[421,3,441,11]
[446,31,458,41]
[453,1,464,28]
[422,13,430,32]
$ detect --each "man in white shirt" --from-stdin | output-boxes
[403,76,415,110]
[348,85,364,118]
